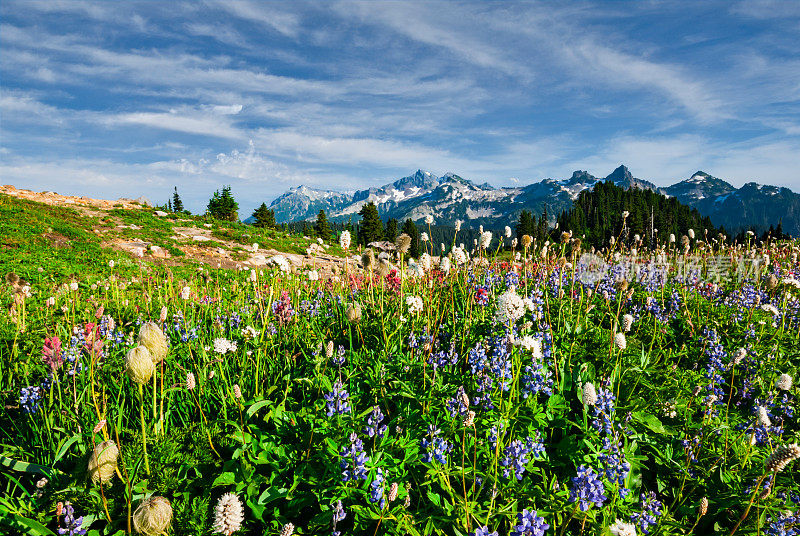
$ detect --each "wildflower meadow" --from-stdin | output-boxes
[2,224,800,536]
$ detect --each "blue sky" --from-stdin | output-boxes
[2,1,799,215]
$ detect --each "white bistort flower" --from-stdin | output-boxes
[212,492,244,536]
[439,257,451,274]
[307,270,319,281]
[180,286,191,300]
[424,215,434,225]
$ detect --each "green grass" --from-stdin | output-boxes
[2,193,799,536]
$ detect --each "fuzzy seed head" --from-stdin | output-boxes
[325,340,334,359]
[346,303,362,324]
[212,493,244,536]
[133,496,173,536]
[186,372,196,390]
[126,346,155,385]
[395,233,411,254]
[233,384,242,399]
[521,234,532,248]
[88,440,119,484]
[765,444,800,472]
[622,314,634,332]
[776,373,793,391]
[138,322,168,363]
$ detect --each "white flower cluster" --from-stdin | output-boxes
[452,246,468,266]
[270,255,290,273]
[180,286,191,300]
[241,326,257,340]
[307,270,319,281]
[406,295,424,315]
[339,230,351,249]
[213,338,238,355]
[479,231,493,249]
[495,288,526,325]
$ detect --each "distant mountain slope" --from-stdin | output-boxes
[265,166,800,236]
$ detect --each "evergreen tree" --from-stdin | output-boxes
[207,185,239,221]
[385,218,399,241]
[172,187,184,213]
[515,210,535,239]
[401,218,420,258]
[252,203,276,229]
[358,202,384,246]
[315,209,331,240]
[302,221,312,236]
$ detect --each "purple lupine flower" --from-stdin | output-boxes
[510,509,549,536]
[765,511,798,536]
[470,526,499,536]
[324,381,352,416]
[569,466,607,511]
[340,433,369,482]
[332,499,346,536]
[630,491,663,534]
[501,434,545,480]
[420,426,451,465]
[369,468,386,509]
[363,406,387,438]
[333,345,346,366]
[20,385,43,414]
[446,386,470,418]
[58,502,87,536]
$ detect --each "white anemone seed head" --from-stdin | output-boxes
[126,346,155,385]
[776,373,793,391]
[88,440,119,484]
[138,322,168,363]
[133,496,173,536]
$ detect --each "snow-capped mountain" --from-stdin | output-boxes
[265,166,800,235]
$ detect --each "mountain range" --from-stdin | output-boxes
[262,166,800,236]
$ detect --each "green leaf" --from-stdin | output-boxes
[246,399,272,418]
[54,434,83,464]
[632,411,671,435]
[212,472,236,487]
[11,515,56,536]
[0,456,51,476]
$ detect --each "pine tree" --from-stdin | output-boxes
[315,209,331,240]
[516,210,534,239]
[207,186,239,221]
[385,218,399,241]
[172,187,184,213]
[252,203,276,228]
[401,218,420,258]
[358,202,383,246]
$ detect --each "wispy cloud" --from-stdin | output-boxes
[1,0,798,215]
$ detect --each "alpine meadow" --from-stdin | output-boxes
[2,2,800,536]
